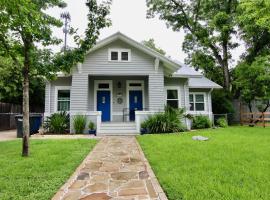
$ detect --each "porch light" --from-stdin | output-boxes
[117,81,122,88]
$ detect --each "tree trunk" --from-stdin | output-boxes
[222,60,230,91]
[22,40,31,157]
[22,69,29,156]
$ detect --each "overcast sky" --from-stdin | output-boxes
[48,0,243,65]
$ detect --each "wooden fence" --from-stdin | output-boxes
[240,112,270,127]
[0,102,44,131]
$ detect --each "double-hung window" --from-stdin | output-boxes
[57,88,70,111]
[166,88,180,109]
[189,93,205,111]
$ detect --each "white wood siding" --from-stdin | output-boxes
[70,74,88,111]
[81,40,156,75]
[44,77,72,113]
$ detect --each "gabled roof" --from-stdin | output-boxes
[87,32,181,74]
[189,77,222,89]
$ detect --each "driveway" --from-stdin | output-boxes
[0,129,17,141]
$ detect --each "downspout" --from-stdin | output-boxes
[47,81,51,114]
[208,88,213,122]
[184,79,189,129]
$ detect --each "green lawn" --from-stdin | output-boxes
[0,139,97,200]
[137,127,270,200]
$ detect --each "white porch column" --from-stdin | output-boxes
[148,73,165,111]
[70,73,89,112]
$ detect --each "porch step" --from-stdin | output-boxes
[99,122,138,135]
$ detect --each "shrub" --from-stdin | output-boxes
[192,115,211,129]
[73,115,87,134]
[143,106,186,133]
[88,121,95,130]
[44,112,69,134]
[216,117,228,128]
[141,120,147,129]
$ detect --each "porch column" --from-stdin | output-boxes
[148,73,165,111]
[70,73,88,112]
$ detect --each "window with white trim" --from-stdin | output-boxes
[57,90,70,111]
[109,49,131,62]
[189,93,205,111]
[166,89,179,109]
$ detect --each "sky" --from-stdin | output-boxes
[48,0,243,65]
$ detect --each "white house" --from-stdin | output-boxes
[44,32,222,135]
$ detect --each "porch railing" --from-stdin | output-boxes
[122,108,149,122]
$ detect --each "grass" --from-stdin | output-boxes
[0,139,97,200]
[137,127,270,200]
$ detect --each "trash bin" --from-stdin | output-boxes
[15,114,43,138]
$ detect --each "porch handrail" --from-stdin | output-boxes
[122,108,149,122]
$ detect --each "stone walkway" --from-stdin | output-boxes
[53,136,167,200]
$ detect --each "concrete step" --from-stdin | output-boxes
[99,122,138,135]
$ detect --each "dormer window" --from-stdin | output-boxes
[109,49,131,62]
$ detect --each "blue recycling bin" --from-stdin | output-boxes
[15,114,43,138]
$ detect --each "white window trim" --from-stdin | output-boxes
[126,80,145,121]
[94,80,113,121]
[189,92,206,112]
[108,48,131,62]
[54,86,71,112]
[165,86,181,108]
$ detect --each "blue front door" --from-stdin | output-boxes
[129,90,143,121]
[97,91,111,122]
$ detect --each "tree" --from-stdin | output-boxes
[142,38,166,55]
[0,0,111,156]
[232,0,270,114]
[237,0,270,64]
[0,56,45,107]
[146,0,238,90]
[234,56,270,114]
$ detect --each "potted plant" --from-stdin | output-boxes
[140,121,148,135]
[88,121,96,136]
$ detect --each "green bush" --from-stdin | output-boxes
[44,112,69,134]
[216,117,228,128]
[73,115,87,134]
[192,115,211,129]
[143,106,186,133]
[88,121,95,130]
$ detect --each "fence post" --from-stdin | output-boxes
[262,112,265,128]
[240,101,243,126]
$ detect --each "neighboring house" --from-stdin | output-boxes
[44,32,222,135]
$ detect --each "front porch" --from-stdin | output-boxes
[69,75,164,135]
[88,76,149,123]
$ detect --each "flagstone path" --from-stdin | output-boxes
[52,136,167,200]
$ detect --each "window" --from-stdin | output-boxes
[57,90,70,111]
[189,93,205,111]
[109,49,131,62]
[129,83,142,87]
[166,89,179,109]
[98,83,110,89]
[111,51,118,61]
[121,51,129,61]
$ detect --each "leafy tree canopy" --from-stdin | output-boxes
[237,0,270,63]
[234,56,270,112]
[146,0,238,90]
[142,38,166,55]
